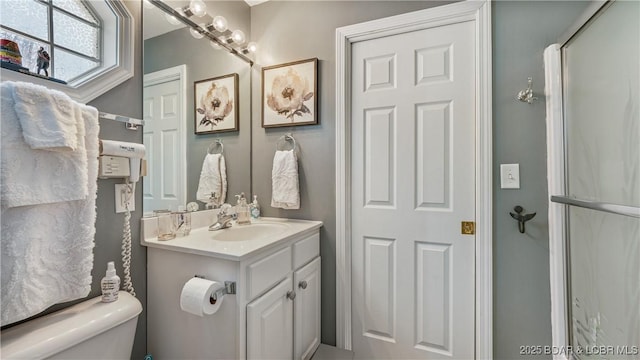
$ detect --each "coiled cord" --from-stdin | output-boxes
[121,181,136,297]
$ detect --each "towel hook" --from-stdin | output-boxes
[276,133,296,151]
[517,77,538,104]
[208,139,224,154]
[509,205,536,233]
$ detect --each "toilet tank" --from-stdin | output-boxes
[0,292,142,360]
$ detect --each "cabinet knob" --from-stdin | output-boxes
[286,290,296,300]
[298,280,308,290]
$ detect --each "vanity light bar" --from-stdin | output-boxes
[148,0,254,66]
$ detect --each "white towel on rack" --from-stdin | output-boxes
[0,81,89,208]
[11,81,81,151]
[196,153,227,206]
[271,150,300,209]
[0,99,100,326]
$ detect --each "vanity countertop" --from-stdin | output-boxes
[141,217,322,261]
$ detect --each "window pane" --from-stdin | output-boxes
[0,29,50,75]
[568,207,640,354]
[54,48,98,81]
[53,9,98,58]
[0,0,49,41]
[52,0,98,25]
[565,0,640,208]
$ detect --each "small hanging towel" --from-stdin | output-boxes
[271,149,300,209]
[196,153,227,206]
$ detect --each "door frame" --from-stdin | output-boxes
[143,64,188,213]
[334,2,493,357]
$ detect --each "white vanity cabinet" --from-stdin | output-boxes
[142,217,322,360]
[246,235,321,360]
[294,257,321,360]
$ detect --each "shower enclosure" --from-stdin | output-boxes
[545,1,639,359]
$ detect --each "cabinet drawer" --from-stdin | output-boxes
[247,247,292,299]
[293,232,319,269]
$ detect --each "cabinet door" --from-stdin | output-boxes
[247,276,294,360]
[294,257,321,360]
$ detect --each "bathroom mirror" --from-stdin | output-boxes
[143,0,252,214]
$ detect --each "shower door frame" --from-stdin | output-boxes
[544,2,630,359]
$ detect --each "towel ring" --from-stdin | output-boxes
[208,139,224,154]
[276,133,296,151]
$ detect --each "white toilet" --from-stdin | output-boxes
[0,292,142,359]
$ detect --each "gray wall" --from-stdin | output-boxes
[1,1,148,359]
[251,0,591,355]
[249,0,456,346]
[144,1,252,208]
[492,1,589,359]
[88,1,146,358]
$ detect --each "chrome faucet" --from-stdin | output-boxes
[209,203,234,231]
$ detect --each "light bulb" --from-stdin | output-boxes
[230,29,246,45]
[246,42,258,53]
[210,40,222,50]
[189,0,207,17]
[190,23,205,39]
[164,8,182,25]
[212,16,228,32]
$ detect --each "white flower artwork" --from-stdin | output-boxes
[262,58,317,127]
[194,73,238,134]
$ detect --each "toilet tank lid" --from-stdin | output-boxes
[0,292,142,359]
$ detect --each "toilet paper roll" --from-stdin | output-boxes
[99,140,146,158]
[179,278,224,316]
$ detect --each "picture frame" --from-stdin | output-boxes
[262,58,318,128]
[194,73,239,134]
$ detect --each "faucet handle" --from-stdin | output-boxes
[205,192,220,209]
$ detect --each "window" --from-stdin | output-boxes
[1,0,104,83]
[0,0,134,103]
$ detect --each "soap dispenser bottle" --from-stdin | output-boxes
[236,192,251,225]
[101,261,120,303]
[250,195,261,219]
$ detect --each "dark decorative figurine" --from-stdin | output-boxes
[36,47,50,76]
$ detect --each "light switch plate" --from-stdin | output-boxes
[500,164,520,189]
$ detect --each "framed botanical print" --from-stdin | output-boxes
[262,58,318,128]
[194,73,238,134]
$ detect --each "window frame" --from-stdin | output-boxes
[0,0,134,104]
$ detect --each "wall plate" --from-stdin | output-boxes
[500,164,520,189]
[115,184,135,213]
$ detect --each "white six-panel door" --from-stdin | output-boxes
[351,19,476,359]
[143,71,185,214]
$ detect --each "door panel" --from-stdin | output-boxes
[247,277,293,360]
[143,77,184,213]
[351,20,475,359]
[294,257,321,360]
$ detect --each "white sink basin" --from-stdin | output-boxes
[210,222,289,241]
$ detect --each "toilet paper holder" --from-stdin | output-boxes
[194,275,236,301]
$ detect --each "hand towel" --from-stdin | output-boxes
[0,82,89,208]
[0,100,100,326]
[196,153,227,206]
[271,150,300,209]
[10,80,80,151]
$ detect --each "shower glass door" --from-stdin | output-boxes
[555,1,639,357]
